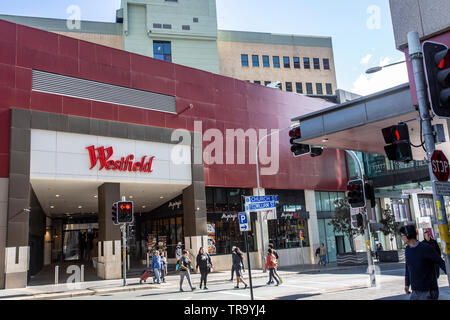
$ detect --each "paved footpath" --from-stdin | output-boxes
[0,262,448,300]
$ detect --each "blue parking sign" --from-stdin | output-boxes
[238,212,250,232]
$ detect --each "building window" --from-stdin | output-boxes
[306,82,313,94]
[313,58,320,69]
[293,57,300,69]
[303,57,310,69]
[153,23,162,28]
[323,58,330,70]
[252,55,259,67]
[193,17,199,23]
[296,82,303,94]
[264,81,271,86]
[241,54,249,67]
[286,82,293,92]
[283,56,290,68]
[254,80,261,85]
[316,83,323,95]
[182,25,190,30]
[153,41,172,62]
[263,55,270,67]
[326,83,333,95]
[163,24,172,29]
[273,56,280,68]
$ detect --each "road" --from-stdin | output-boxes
[60,264,449,300]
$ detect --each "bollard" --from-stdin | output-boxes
[55,265,59,285]
[146,252,150,268]
[127,254,130,270]
[81,265,84,282]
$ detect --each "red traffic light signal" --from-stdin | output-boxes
[423,41,450,118]
[347,179,366,209]
[117,201,134,223]
[381,122,412,162]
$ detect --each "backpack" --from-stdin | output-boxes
[315,248,320,256]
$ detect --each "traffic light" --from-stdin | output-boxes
[117,201,134,223]
[364,180,376,208]
[310,147,323,157]
[112,202,118,224]
[423,41,450,118]
[347,179,366,209]
[356,213,364,228]
[381,122,412,162]
[289,126,309,157]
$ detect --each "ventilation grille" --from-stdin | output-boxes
[32,70,176,114]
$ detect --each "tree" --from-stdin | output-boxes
[328,199,364,253]
[379,208,400,250]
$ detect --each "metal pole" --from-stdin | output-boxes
[122,224,127,286]
[55,265,59,285]
[345,150,376,287]
[255,126,293,272]
[241,196,254,300]
[408,31,450,285]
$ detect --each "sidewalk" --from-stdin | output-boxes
[0,262,434,300]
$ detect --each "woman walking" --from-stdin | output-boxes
[151,250,162,284]
[232,247,248,289]
[196,246,213,290]
[160,251,168,283]
[264,248,280,286]
[179,249,196,292]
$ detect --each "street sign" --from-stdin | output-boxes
[435,181,450,196]
[245,195,279,204]
[238,212,250,232]
[245,201,277,212]
[431,150,449,182]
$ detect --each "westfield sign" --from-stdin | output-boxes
[86,145,155,173]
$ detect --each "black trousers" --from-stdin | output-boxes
[200,268,208,287]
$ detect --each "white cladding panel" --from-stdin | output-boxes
[30,129,192,184]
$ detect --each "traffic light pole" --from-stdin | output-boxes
[121,223,127,286]
[408,31,450,285]
[345,150,376,287]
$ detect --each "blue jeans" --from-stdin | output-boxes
[153,268,161,283]
[269,268,279,284]
[320,255,326,265]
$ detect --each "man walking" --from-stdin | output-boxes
[319,243,327,266]
[400,225,447,300]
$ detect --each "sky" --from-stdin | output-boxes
[0,0,409,96]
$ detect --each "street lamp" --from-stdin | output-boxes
[255,123,297,271]
[365,60,406,74]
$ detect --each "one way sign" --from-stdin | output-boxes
[238,212,251,232]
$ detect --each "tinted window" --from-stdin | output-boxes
[293,57,300,69]
[303,57,310,69]
[263,56,270,67]
[252,55,259,67]
[306,82,313,94]
[313,58,320,69]
[254,80,261,85]
[241,54,249,67]
[273,56,280,68]
[323,58,330,70]
[283,56,290,68]
[316,83,323,95]
[295,82,303,94]
[286,82,292,92]
[153,41,172,62]
[326,83,333,95]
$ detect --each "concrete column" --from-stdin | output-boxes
[253,188,268,268]
[305,190,319,264]
[182,182,207,238]
[97,183,121,280]
[0,178,8,288]
[98,183,121,242]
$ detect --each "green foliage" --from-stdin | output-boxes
[328,199,364,253]
[379,208,400,238]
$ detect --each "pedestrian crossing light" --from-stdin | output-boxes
[347,179,366,209]
[423,41,450,118]
[112,202,118,225]
[117,201,134,224]
[381,122,412,162]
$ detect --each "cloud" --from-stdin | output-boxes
[361,54,372,65]
[351,57,409,96]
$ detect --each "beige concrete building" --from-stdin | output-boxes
[218,30,338,95]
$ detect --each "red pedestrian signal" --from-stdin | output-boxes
[381,122,412,162]
[117,201,134,223]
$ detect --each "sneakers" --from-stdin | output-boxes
[199,285,202,289]
[204,287,208,290]
[191,287,196,291]
[279,278,283,284]
[244,284,248,289]
[180,288,184,292]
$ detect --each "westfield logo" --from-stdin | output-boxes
[86,145,155,173]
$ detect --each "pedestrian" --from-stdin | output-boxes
[229,246,236,281]
[160,250,167,283]
[264,248,280,286]
[196,246,213,290]
[422,230,442,279]
[375,243,383,260]
[268,243,283,284]
[400,225,447,300]
[151,250,162,284]
[315,247,321,265]
[232,247,248,289]
[179,249,196,292]
[319,243,327,266]
[176,242,183,262]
